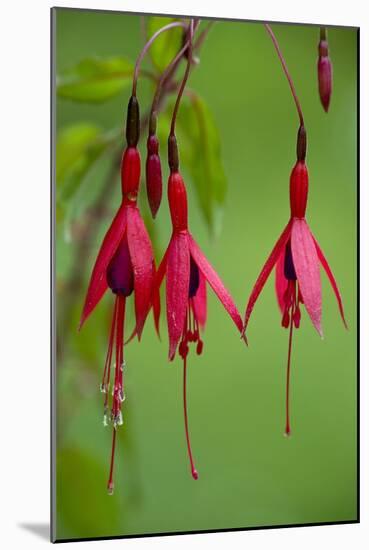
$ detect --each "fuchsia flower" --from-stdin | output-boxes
[243,126,347,436]
[317,27,332,112]
[79,96,159,494]
[155,137,244,479]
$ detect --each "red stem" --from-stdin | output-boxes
[107,428,117,495]
[132,21,187,96]
[183,355,198,479]
[264,24,304,127]
[285,300,295,437]
[170,19,195,136]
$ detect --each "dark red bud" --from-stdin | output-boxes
[121,147,140,200]
[290,160,308,218]
[317,40,332,112]
[168,171,188,232]
[168,134,179,173]
[146,135,162,218]
[126,95,140,147]
[296,125,307,162]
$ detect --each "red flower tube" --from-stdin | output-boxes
[79,95,159,494]
[243,126,347,436]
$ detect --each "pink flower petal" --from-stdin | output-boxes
[275,246,288,313]
[188,234,243,333]
[244,221,292,331]
[152,260,161,338]
[167,233,190,360]
[291,219,322,336]
[192,270,207,329]
[79,204,127,329]
[126,206,155,340]
[312,235,347,328]
[124,326,137,345]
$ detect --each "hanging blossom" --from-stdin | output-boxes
[155,137,244,479]
[79,95,159,495]
[79,19,195,494]
[243,25,347,437]
[317,27,333,112]
[154,20,244,480]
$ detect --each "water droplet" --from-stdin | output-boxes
[99,383,106,394]
[121,360,126,372]
[113,411,123,428]
[119,389,125,402]
[107,481,114,495]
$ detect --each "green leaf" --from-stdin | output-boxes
[57,57,133,102]
[56,448,122,539]
[56,123,100,182]
[56,123,118,207]
[176,94,227,234]
[146,17,184,72]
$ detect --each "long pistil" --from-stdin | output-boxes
[183,355,198,480]
[285,303,294,437]
[107,429,117,495]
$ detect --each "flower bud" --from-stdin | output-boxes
[146,134,163,218]
[317,37,332,112]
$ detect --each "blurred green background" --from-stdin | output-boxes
[54,8,357,541]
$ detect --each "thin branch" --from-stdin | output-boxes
[170,19,195,136]
[132,21,187,96]
[264,24,304,127]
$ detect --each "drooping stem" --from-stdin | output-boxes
[285,301,295,437]
[183,356,198,480]
[132,21,187,96]
[320,27,327,41]
[264,24,304,127]
[150,33,192,130]
[170,19,195,136]
[193,21,214,52]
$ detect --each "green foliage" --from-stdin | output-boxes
[146,16,184,72]
[56,123,118,215]
[153,95,228,234]
[56,448,121,538]
[177,94,227,235]
[57,57,134,102]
